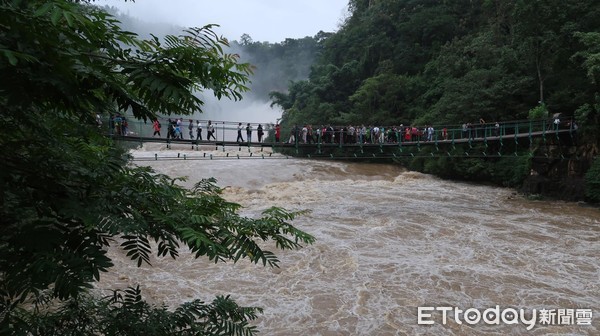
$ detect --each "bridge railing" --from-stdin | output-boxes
[101,116,572,146]
[102,118,276,142]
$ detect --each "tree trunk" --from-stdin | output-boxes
[536,56,544,104]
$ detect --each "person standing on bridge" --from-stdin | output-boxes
[174,121,182,139]
[371,126,377,144]
[275,124,281,142]
[257,124,264,142]
[360,125,366,144]
[113,114,122,135]
[166,118,173,139]
[207,120,216,140]
[288,125,297,144]
[246,123,252,143]
[188,119,194,139]
[152,118,161,137]
[327,125,334,143]
[196,120,203,141]
[236,122,244,142]
[176,118,183,139]
[426,125,434,142]
[301,125,308,143]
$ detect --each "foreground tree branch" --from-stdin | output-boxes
[0,1,314,334]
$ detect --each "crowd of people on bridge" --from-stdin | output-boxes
[280,117,577,145]
[282,121,500,145]
[236,122,265,143]
[106,113,129,136]
[153,118,218,141]
[105,114,577,145]
[145,118,498,145]
[151,118,266,143]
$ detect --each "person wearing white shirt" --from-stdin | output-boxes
[207,120,216,140]
[236,122,244,142]
[246,123,252,143]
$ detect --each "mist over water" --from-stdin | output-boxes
[100,144,599,335]
[197,94,283,124]
[105,7,313,125]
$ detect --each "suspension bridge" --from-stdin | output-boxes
[106,118,578,161]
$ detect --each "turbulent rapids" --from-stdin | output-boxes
[99,144,599,335]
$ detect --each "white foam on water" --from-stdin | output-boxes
[98,153,599,335]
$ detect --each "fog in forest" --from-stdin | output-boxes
[104,6,320,124]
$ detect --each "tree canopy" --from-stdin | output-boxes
[0,0,314,335]
[271,0,600,140]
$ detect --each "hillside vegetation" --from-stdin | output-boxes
[258,0,600,200]
[266,0,597,136]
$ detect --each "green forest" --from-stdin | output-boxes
[235,0,600,200]
[266,0,599,136]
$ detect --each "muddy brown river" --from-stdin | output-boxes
[99,144,599,335]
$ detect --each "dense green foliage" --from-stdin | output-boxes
[0,0,314,334]
[585,157,600,202]
[265,0,599,193]
[273,0,600,131]
[271,0,600,140]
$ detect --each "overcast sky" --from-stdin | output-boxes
[100,0,349,43]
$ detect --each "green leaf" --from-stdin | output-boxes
[33,2,53,17]
[3,50,18,66]
[63,11,74,27]
[50,6,62,25]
